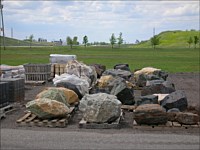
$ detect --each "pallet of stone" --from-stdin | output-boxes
[79,112,123,129]
[121,105,136,112]
[16,107,75,128]
[0,104,14,119]
[133,120,200,129]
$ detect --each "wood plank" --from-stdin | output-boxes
[16,112,31,123]
[25,114,37,122]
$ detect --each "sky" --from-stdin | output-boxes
[1,0,199,44]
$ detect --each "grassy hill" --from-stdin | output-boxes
[0,36,52,46]
[132,30,200,48]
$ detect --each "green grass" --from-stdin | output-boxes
[0,46,199,73]
[132,30,200,48]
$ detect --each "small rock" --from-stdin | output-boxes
[114,64,130,71]
[136,95,158,106]
[167,108,180,122]
[134,104,168,125]
[176,112,199,125]
[160,90,188,111]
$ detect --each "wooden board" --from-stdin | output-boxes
[133,120,200,129]
[0,104,14,119]
[16,107,75,128]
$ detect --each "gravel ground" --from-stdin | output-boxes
[0,73,199,134]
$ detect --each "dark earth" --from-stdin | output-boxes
[0,73,199,135]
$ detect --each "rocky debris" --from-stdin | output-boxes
[90,64,106,78]
[133,104,168,125]
[79,93,121,123]
[136,95,158,106]
[64,60,97,86]
[153,94,169,104]
[102,69,132,81]
[160,90,188,112]
[141,81,175,96]
[114,64,130,71]
[176,112,199,125]
[134,67,168,87]
[35,88,70,107]
[90,75,135,105]
[36,87,79,105]
[26,98,70,119]
[53,73,90,99]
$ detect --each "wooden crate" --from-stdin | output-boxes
[24,64,51,81]
[52,64,66,77]
[16,107,75,128]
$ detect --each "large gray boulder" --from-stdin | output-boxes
[133,104,168,125]
[79,93,122,123]
[141,81,175,96]
[160,90,188,111]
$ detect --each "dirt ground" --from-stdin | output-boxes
[0,72,199,134]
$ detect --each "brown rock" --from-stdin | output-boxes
[176,112,199,125]
[134,104,168,125]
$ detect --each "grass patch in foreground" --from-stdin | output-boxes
[0,46,199,73]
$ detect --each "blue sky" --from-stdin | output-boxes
[1,0,199,43]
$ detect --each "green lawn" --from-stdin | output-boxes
[0,46,199,73]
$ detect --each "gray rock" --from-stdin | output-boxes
[79,93,122,123]
[167,108,180,113]
[146,79,165,86]
[102,69,132,81]
[114,64,130,71]
[167,109,180,122]
[160,90,188,112]
[136,95,158,106]
[141,81,175,96]
[134,104,168,125]
[90,64,106,78]
[176,112,199,125]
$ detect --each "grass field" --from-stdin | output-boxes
[0,46,199,73]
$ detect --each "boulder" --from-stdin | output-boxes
[90,75,135,105]
[26,98,70,119]
[134,67,168,87]
[53,73,90,99]
[141,81,175,96]
[136,95,158,106]
[90,64,106,78]
[176,112,199,125]
[134,104,168,125]
[102,69,132,81]
[114,64,130,71]
[64,60,97,86]
[35,88,70,107]
[160,90,188,111]
[36,87,79,105]
[79,93,122,123]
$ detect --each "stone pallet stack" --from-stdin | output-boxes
[23,63,51,81]
[0,78,25,103]
[0,82,9,107]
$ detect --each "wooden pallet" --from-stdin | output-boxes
[133,120,200,129]
[25,81,46,85]
[16,107,75,128]
[79,112,123,129]
[0,104,14,119]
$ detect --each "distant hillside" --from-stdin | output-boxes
[132,30,200,48]
[0,36,52,46]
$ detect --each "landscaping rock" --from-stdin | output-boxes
[36,87,79,105]
[141,81,175,96]
[167,108,180,122]
[160,90,188,111]
[26,98,70,119]
[136,95,158,106]
[79,93,121,123]
[176,112,199,125]
[53,73,90,99]
[102,69,132,81]
[114,64,130,71]
[90,75,135,105]
[146,79,165,86]
[90,64,106,78]
[133,104,168,125]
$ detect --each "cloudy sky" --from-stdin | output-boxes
[1,0,199,43]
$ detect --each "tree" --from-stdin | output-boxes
[67,36,73,49]
[194,36,199,49]
[29,34,34,48]
[150,35,160,49]
[110,33,116,49]
[117,32,123,48]
[73,36,78,46]
[83,35,88,48]
[187,37,193,48]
